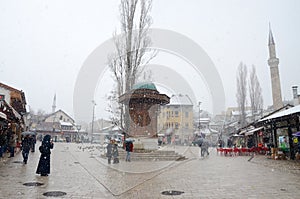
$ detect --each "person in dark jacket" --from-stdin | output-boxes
[36,135,54,176]
[29,135,36,152]
[21,135,31,164]
[125,140,133,162]
[200,140,209,157]
[8,131,17,158]
[106,139,113,164]
[0,131,7,158]
[112,140,119,164]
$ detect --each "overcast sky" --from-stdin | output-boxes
[1,0,300,122]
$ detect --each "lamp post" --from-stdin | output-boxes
[198,101,201,131]
[91,100,96,143]
[76,124,81,143]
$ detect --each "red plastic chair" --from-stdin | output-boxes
[224,148,233,156]
[233,148,240,156]
[217,148,225,155]
[241,148,249,156]
[249,147,257,154]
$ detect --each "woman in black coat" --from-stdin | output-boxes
[36,135,54,176]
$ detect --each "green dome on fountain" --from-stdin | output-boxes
[132,82,157,91]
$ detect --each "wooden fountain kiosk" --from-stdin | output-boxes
[119,82,169,149]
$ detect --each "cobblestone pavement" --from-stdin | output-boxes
[0,142,299,199]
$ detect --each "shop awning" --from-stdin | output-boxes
[7,103,22,119]
[0,112,7,120]
[259,104,300,122]
[243,126,264,136]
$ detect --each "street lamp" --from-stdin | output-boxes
[198,101,201,131]
[76,124,81,143]
[91,100,96,143]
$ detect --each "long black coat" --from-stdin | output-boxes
[36,135,54,175]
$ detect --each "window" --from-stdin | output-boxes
[175,111,179,117]
[185,112,189,117]
[185,123,189,128]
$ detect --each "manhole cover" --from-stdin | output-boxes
[74,162,80,164]
[43,191,67,197]
[13,161,23,164]
[161,190,184,195]
[23,182,44,186]
[280,188,287,191]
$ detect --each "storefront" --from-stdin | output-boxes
[258,105,300,160]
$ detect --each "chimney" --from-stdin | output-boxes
[292,86,299,105]
[292,86,298,99]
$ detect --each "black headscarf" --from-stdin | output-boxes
[42,135,51,145]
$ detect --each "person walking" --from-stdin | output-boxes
[125,139,133,162]
[8,132,17,158]
[200,140,209,157]
[29,135,36,152]
[36,135,54,176]
[112,140,119,164]
[106,139,113,164]
[0,131,6,158]
[21,135,31,164]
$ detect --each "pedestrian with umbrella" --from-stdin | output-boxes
[201,139,210,157]
[21,135,31,164]
[21,131,36,152]
[125,138,133,162]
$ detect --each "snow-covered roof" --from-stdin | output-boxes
[232,110,252,116]
[60,121,73,126]
[111,126,122,131]
[240,126,264,136]
[259,104,300,122]
[169,94,193,106]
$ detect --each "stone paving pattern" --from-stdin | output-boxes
[0,142,299,199]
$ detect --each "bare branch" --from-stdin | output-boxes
[236,62,248,127]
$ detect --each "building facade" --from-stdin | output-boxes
[158,94,194,144]
[34,110,79,142]
[0,82,27,141]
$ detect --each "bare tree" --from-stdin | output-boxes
[249,65,263,121]
[106,89,121,126]
[108,0,154,132]
[236,62,248,128]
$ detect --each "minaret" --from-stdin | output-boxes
[52,93,56,113]
[268,25,283,110]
